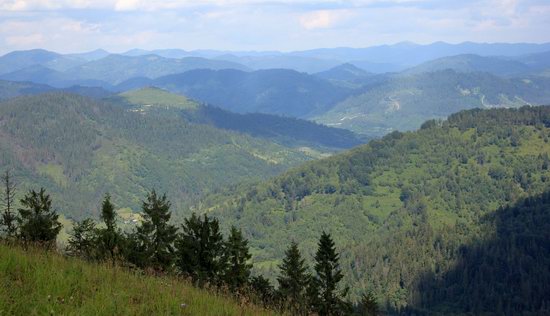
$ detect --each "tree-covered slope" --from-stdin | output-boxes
[413,191,550,315]
[315,70,550,135]
[402,54,532,77]
[111,87,365,150]
[0,79,54,101]
[199,106,550,312]
[139,69,351,118]
[0,92,322,221]
[0,244,275,315]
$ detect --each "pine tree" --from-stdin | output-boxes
[17,188,62,246]
[0,170,17,237]
[250,275,276,308]
[223,226,252,291]
[175,213,225,285]
[134,190,177,271]
[358,291,379,316]
[67,218,97,260]
[277,241,311,315]
[310,232,352,316]
[98,194,121,263]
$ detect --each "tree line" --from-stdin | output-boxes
[0,170,378,316]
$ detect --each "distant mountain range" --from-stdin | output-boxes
[315,70,550,135]
[1,42,550,137]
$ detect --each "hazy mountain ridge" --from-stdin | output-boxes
[315,70,550,135]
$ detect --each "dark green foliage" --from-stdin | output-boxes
[16,188,61,245]
[223,226,252,291]
[310,232,351,316]
[357,292,379,316]
[276,241,311,315]
[1,170,17,237]
[67,218,97,260]
[414,191,550,315]
[97,194,122,263]
[249,275,276,308]
[184,105,365,150]
[175,213,226,285]
[132,190,177,271]
[0,92,321,221]
[202,105,550,312]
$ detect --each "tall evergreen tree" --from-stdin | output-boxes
[310,232,351,316]
[250,275,276,308]
[277,241,311,315]
[67,218,97,260]
[0,170,17,237]
[223,226,252,291]
[175,213,226,285]
[134,190,177,271]
[358,291,379,316]
[17,188,62,246]
[98,194,121,263]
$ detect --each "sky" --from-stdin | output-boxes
[0,0,550,54]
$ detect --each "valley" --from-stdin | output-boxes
[1,40,550,315]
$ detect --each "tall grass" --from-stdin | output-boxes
[0,243,277,315]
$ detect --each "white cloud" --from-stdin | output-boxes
[0,0,548,54]
[299,9,351,30]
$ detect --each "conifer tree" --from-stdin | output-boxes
[277,241,311,315]
[134,190,177,271]
[250,275,276,307]
[98,194,121,263]
[17,188,61,246]
[67,218,97,260]
[358,291,379,316]
[1,170,17,237]
[175,213,225,285]
[223,226,252,291]
[310,232,351,316]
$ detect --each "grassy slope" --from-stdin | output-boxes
[0,244,275,316]
[115,87,199,110]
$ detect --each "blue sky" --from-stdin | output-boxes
[0,0,549,54]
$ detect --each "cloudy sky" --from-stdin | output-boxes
[0,0,549,54]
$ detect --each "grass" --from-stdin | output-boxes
[118,87,199,110]
[0,243,277,316]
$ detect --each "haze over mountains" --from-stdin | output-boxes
[2,41,550,137]
[2,39,550,315]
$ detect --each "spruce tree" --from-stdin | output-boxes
[98,194,121,263]
[67,218,97,260]
[223,226,252,291]
[277,241,311,315]
[175,213,225,285]
[358,291,379,316]
[17,188,62,246]
[1,170,17,237]
[250,275,276,308]
[310,232,351,316]
[134,190,177,271]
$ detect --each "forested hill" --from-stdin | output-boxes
[111,87,364,150]
[0,92,332,221]
[200,105,550,313]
